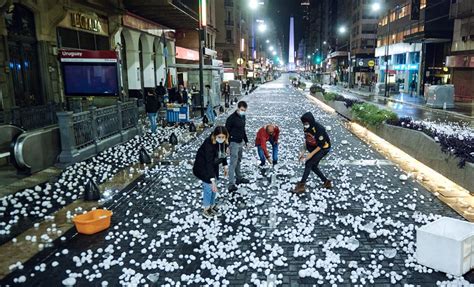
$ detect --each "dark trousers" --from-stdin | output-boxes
[301,148,330,183]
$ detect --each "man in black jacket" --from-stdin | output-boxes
[145,89,160,133]
[295,112,332,193]
[225,101,250,192]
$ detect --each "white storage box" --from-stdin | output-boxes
[416,217,474,276]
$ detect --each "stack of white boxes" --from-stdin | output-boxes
[416,217,474,276]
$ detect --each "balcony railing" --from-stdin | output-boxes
[224,0,233,7]
[450,0,474,19]
[225,20,234,26]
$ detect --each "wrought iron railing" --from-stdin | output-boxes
[1,103,58,130]
[57,99,140,162]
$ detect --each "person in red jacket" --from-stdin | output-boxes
[255,124,279,166]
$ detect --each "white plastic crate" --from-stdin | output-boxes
[416,217,474,276]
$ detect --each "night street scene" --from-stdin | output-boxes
[0,0,473,286]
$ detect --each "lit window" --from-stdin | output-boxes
[420,0,426,9]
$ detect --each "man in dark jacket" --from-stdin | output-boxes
[225,101,250,192]
[145,90,160,133]
[156,80,167,103]
[295,112,332,193]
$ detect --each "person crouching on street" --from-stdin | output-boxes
[255,124,279,167]
[295,112,332,193]
[193,126,229,218]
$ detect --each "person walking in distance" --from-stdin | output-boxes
[145,89,160,134]
[225,101,250,193]
[255,124,279,167]
[222,82,231,107]
[193,126,229,218]
[295,112,332,193]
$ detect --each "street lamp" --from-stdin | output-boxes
[338,25,352,88]
[198,0,207,117]
[266,39,270,43]
[269,46,274,51]
[249,0,259,10]
[258,23,267,33]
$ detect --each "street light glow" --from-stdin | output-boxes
[269,46,274,51]
[249,0,258,10]
[372,2,381,12]
[266,39,270,43]
[323,41,327,45]
[272,51,276,56]
[338,26,347,34]
[307,55,311,59]
[258,23,267,33]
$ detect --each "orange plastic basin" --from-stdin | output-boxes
[73,209,113,235]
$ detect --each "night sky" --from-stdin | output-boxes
[267,0,303,61]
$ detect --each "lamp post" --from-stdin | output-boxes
[198,0,206,117]
[338,26,352,88]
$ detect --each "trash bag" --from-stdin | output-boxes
[219,106,224,113]
[203,115,209,125]
[234,97,238,103]
[189,122,197,132]
[139,147,152,164]
[169,132,178,145]
[84,179,100,201]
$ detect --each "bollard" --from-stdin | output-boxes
[84,179,101,201]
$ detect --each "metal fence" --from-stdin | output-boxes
[0,103,58,130]
[57,99,141,165]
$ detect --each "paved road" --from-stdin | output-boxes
[2,75,472,286]
[325,85,473,126]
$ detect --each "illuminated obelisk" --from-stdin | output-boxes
[288,16,295,71]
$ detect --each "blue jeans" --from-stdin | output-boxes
[147,113,157,133]
[206,105,215,124]
[257,141,278,166]
[202,182,217,208]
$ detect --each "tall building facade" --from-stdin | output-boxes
[375,0,453,95]
[350,0,379,86]
[215,0,251,80]
[446,0,474,103]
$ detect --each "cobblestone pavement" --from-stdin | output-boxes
[2,75,473,286]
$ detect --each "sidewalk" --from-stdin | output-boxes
[325,85,473,125]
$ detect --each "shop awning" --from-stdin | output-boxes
[404,31,452,44]
[123,0,199,30]
[168,63,223,71]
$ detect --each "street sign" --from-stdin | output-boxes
[237,58,244,65]
[368,60,375,67]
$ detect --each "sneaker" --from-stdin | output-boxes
[228,184,238,193]
[202,209,214,219]
[323,180,333,189]
[211,205,221,216]
[236,178,250,185]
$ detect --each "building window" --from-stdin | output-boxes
[420,0,426,9]
[226,30,232,43]
[57,27,110,50]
